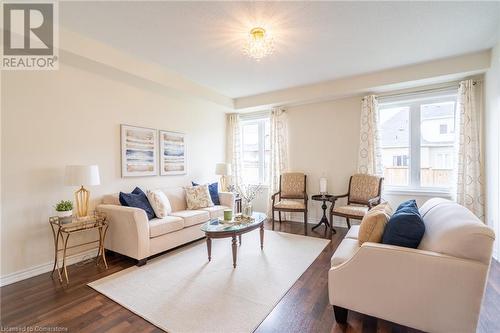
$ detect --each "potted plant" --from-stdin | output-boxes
[54,200,73,221]
[235,184,263,217]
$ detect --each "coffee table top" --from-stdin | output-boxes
[200,212,266,233]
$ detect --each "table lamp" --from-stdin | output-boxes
[64,165,100,217]
[215,163,232,192]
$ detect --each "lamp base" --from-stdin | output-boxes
[75,186,90,217]
[220,176,228,192]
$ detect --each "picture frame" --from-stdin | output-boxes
[159,130,187,175]
[121,124,158,177]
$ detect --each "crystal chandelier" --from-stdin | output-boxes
[243,27,274,61]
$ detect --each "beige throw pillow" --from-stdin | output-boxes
[185,185,214,210]
[358,202,393,245]
[147,189,172,218]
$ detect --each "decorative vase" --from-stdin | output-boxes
[243,202,253,217]
[55,210,73,224]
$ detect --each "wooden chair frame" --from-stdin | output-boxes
[271,174,308,235]
[328,175,383,229]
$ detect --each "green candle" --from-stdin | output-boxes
[224,209,233,221]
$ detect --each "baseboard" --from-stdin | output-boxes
[0,248,98,287]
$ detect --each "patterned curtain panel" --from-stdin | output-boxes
[226,113,243,186]
[357,95,383,175]
[456,80,485,221]
[268,107,289,217]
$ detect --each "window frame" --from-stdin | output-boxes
[240,117,270,185]
[378,91,457,195]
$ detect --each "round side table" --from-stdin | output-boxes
[311,194,336,236]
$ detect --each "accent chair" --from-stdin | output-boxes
[271,172,308,235]
[329,174,383,229]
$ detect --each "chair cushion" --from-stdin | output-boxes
[418,198,495,264]
[332,205,368,218]
[358,202,393,245]
[382,200,425,249]
[149,216,184,238]
[201,205,229,219]
[192,181,220,205]
[274,200,306,210]
[171,210,210,227]
[162,187,187,212]
[345,225,360,239]
[331,238,360,267]
[147,189,172,218]
[349,174,382,203]
[119,187,156,220]
[281,173,305,197]
[185,185,214,210]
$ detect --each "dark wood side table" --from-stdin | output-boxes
[311,194,336,236]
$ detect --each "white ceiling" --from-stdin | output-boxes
[60,1,500,98]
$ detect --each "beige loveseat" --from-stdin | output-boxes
[97,187,234,265]
[329,198,495,333]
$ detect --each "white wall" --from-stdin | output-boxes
[485,41,500,260]
[1,53,228,283]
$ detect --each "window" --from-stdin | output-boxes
[439,123,448,134]
[379,91,457,190]
[241,118,270,184]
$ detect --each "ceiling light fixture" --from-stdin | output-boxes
[243,27,274,61]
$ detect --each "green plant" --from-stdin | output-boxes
[54,200,73,212]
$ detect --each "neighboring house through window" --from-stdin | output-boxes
[240,115,270,184]
[378,90,457,191]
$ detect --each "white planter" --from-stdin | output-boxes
[55,210,73,218]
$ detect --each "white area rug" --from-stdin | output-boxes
[89,230,329,333]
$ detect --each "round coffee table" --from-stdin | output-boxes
[200,212,266,268]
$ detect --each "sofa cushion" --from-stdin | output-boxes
[149,216,184,238]
[418,198,495,264]
[201,205,229,219]
[331,238,360,267]
[345,225,360,239]
[382,200,425,249]
[358,202,392,245]
[119,187,156,220]
[162,187,187,212]
[102,193,120,205]
[147,189,172,218]
[185,185,214,210]
[171,210,210,227]
[192,182,220,205]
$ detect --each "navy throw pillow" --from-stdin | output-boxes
[382,200,425,248]
[192,181,219,205]
[119,187,156,220]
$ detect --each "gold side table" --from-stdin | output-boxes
[49,212,108,284]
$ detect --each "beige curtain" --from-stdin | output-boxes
[268,107,289,217]
[226,113,243,186]
[456,80,485,221]
[357,95,382,175]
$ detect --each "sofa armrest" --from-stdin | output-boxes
[97,204,150,260]
[329,242,490,333]
[218,192,235,209]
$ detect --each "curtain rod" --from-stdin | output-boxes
[373,79,483,101]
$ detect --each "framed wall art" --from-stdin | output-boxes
[159,130,187,175]
[121,125,158,177]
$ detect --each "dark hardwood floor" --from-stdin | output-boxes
[1,220,499,333]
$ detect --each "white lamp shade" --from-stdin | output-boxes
[64,165,100,186]
[215,163,232,176]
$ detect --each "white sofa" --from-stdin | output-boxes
[328,198,495,333]
[97,187,234,265]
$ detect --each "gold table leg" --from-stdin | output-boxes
[61,232,71,284]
